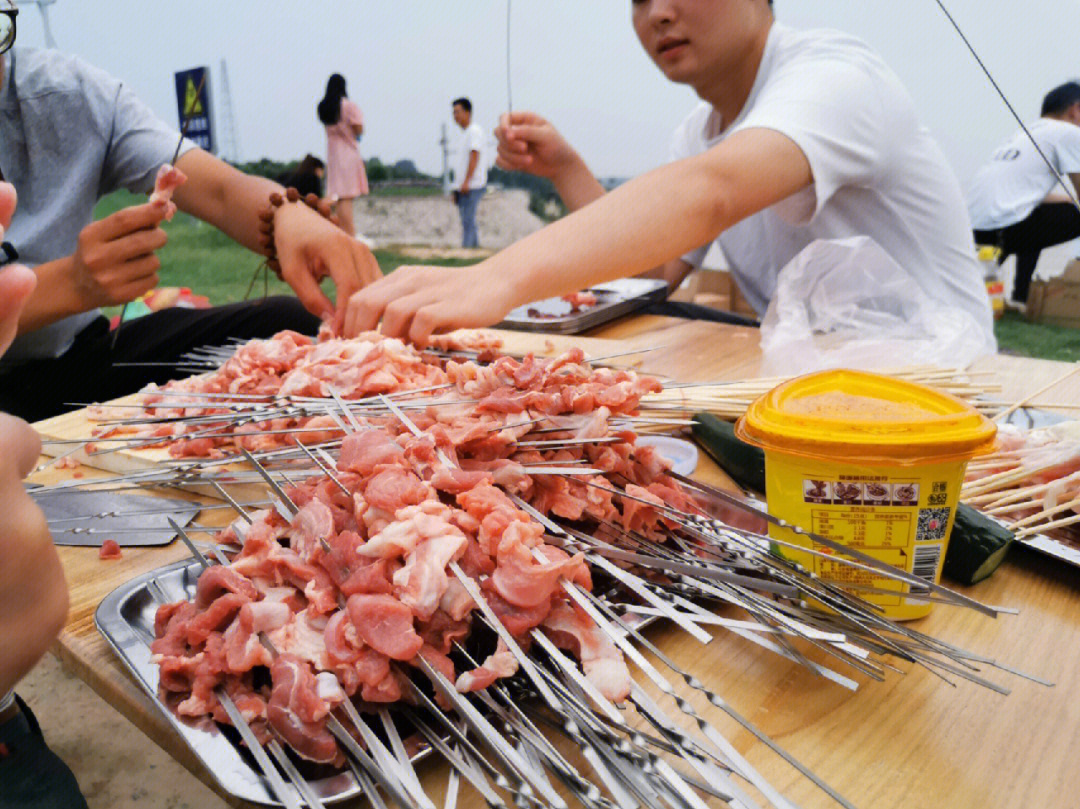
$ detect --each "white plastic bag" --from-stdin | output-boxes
[760,237,995,376]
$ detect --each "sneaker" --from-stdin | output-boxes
[1004,299,1027,315]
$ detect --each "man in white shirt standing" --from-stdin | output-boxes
[968,82,1080,307]
[451,97,487,248]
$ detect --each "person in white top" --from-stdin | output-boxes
[341,0,994,354]
[967,82,1080,306]
[451,97,487,248]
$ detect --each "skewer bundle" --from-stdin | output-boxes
[639,366,1005,420]
[961,420,1080,538]
[31,328,1043,809]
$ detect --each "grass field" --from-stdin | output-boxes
[994,311,1080,362]
[94,190,1080,362]
[93,190,476,315]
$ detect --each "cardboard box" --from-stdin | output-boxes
[669,269,757,316]
[1027,259,1080,327]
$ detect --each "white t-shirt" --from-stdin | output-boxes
[966,118,1080,231]
[671,24,993,348]
[453,122,487,190]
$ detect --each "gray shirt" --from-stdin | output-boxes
[0,48,196,367]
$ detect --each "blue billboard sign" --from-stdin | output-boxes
[173,66,214,153]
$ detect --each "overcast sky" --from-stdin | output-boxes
[12,1,1080,185]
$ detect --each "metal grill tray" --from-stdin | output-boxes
[497,277,669,334]
[96,558,656,806]
[96,559,371,805]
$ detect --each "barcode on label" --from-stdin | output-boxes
[909,545,942,594]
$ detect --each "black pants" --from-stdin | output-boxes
[974,201,1080,304]
[0,297,320,423]
[0,695,88,809]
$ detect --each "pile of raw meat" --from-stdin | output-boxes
[964,420,1080,520]
[89,328,502,455]
[149,330,706,764]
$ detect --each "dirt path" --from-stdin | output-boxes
[20,655,227,807]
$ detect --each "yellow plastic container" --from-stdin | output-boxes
[735,370,996,620]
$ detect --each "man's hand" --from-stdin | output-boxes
[460,182,471,195]
[273,202,382,330]
[0,184,68,694]
[344,263,518,346]
[0,182,35,353]
[0,410,68,695]
[0,265,36,355]
[495,111,605,212]
[70,200,169,309]
[495,111,578,179]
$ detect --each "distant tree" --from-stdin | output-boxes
[366,157,389,184]
[232,158,298,181]
[232,155,441,187]
[489,167,565,222]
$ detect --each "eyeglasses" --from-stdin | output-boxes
[0,7,16,56]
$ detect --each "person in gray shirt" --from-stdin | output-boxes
[0,45,381,421]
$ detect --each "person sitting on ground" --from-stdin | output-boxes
[968,81,1080,309]
[340,0,993,350]
[276,154,326,200]
[0,44,380,423]
[0,180,87,807]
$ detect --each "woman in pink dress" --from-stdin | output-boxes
[317,74,368,237]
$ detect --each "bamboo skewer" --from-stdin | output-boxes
[1017,510,1080,538]
[1007,494,1080,531]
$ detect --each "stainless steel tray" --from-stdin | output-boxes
[95,559,362,806]
[96,558,658,806]
[497,277,669,334]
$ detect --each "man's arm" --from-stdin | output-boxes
[172,149,278,255]
[1067,173,1080,202]
[0,195,68,693]
[639,258,695,293]
[172,149,380,326]
[345,127,813,342]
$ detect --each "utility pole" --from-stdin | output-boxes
[15,0,57,48]
[440,122,451,193]
[217,58,241,162]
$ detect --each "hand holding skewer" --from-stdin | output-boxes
[70,200,170,312]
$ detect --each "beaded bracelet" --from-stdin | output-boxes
[256,187,339,277]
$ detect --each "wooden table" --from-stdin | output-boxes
[38,317,1080,809]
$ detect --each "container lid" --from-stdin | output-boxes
[735,369,997,465]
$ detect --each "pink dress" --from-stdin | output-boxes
[325,98,369,199]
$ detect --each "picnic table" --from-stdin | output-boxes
[34,316,1080,809]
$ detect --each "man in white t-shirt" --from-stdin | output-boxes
[451,97,487,248]
[341,0,994,355]
[967,82,1080,306]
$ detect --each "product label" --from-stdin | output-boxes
[765,456,967,620]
